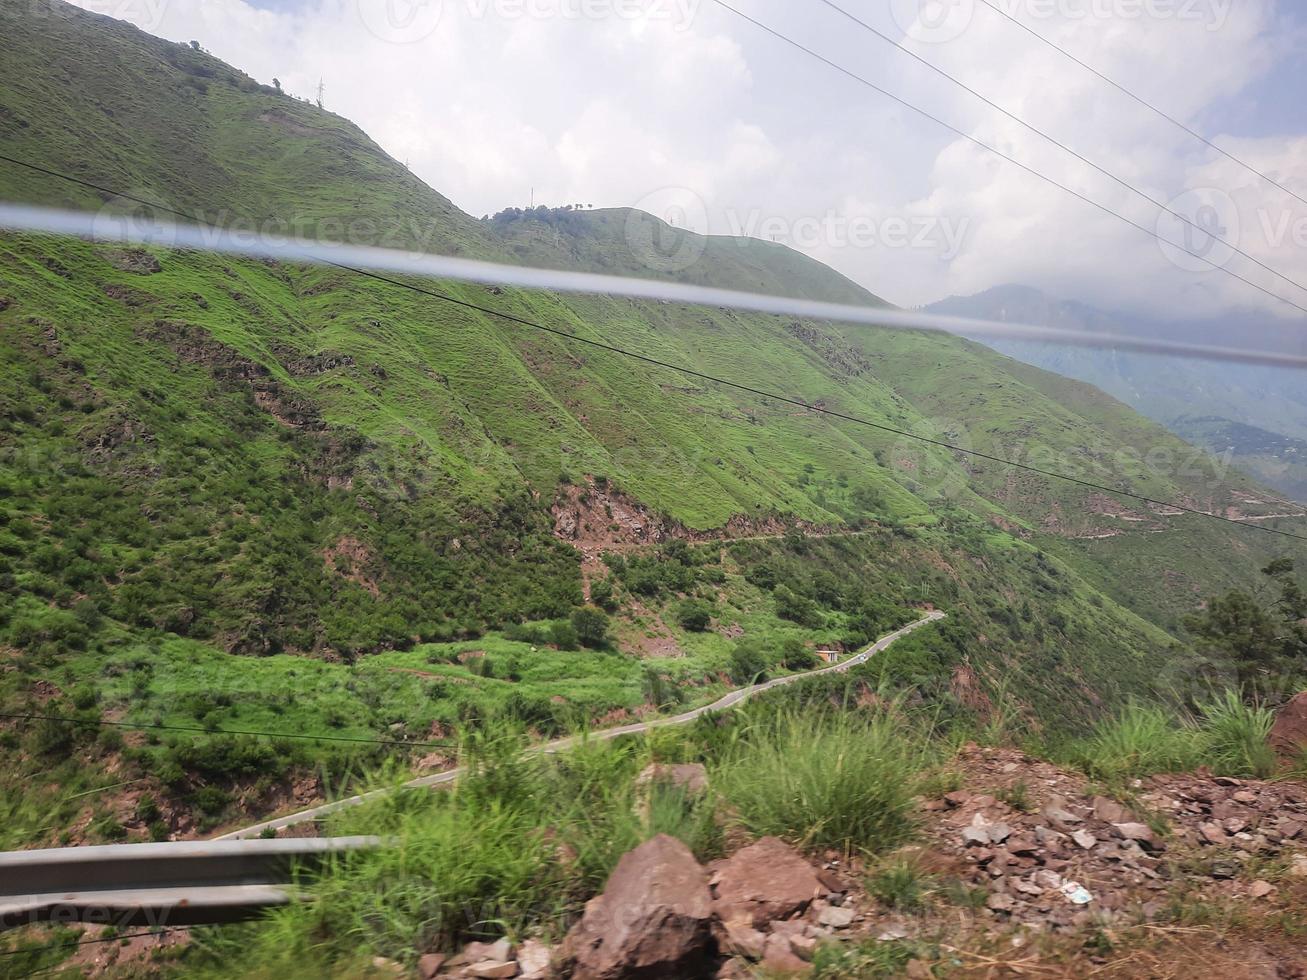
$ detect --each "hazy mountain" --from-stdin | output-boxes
[929,284,1307,501]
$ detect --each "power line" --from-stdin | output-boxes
[332,264,1307,544]
[974,0,1307,211]
[813,0,1307,304]
[0,712,454,751]
[6,200,1307,371]
[704,0,1307,320]
[1,157,1305,542]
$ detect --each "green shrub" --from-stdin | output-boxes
[1060,702,1203,784]
[714,708,930,853]
[1198,690,1276,778]
[675,599,713,632]
[569,607,609,649]
[549,620,579,651]
[728,641,767,685]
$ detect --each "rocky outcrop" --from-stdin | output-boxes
[562,834,715,980]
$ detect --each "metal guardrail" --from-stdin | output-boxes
[0,836,379,930]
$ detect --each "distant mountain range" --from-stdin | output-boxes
[928,285,1307,502]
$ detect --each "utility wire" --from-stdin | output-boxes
[6,155,1307,369]
[813,0,1307,302]
[2,155,1306,542]
[974,0,1307,210]
[703,0,1307,320]
[0,712,455,750]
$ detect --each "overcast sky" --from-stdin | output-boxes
[73,0,1307,323]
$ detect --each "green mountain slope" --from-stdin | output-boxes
[2,0,1305,843]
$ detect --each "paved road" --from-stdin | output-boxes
[217,611,945,840]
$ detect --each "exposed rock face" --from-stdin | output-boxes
[562,834,715,980]
[712,836,821,929]
[1270,692,1307,757]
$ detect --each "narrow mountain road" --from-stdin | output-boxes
[217,611,945,840]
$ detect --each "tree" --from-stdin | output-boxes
[676,599,712,632]
[570,606,610,649]
[549,620,578,651]
[778,637,817,670]
[272,78,282,93]
[589,577,617,612]
[1187,559,1307,693]
[729,641,767,685]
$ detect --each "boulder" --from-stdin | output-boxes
[1270,692,1307,758]
[712,837,822,929]
[562,834,715,980]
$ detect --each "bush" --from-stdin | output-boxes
[549,620,579,651]
[1060,702,1202,784]
[570,607,609,649]
[675,599,713,633]
[729,641,767,685]
[1198,690,1276,779]
[714,708,930,852]
[589,577,617,612]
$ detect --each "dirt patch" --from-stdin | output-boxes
[322,535,381,596]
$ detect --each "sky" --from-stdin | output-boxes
[69,0,1307,324]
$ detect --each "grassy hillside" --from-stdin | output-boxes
[2,0,1306,845]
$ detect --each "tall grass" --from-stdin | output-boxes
[1060,701,1204,784]
[1060,692,1279,784]
[181,725,722,977]
[712,708,933,854]
[1198,690,1276,779]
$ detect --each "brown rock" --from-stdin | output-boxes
[815,868,850,895]
[1250,880,1275,898]
[516,940,552,980]
[716,919,766,961]
[1092,796,1130,823]
[562,834,715,980]
[418,953,447,980]
[713,837,821,929]
[1265,693,1306,758]
[464,940,514,964]
[788,934,818,962]
[1199,822,1229,845]
[986,893,1015,912]
[466,963,519,979]
[761,933,811,974]
[1112,823,1155,845]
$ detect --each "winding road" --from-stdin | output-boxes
[217,611,945,840]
